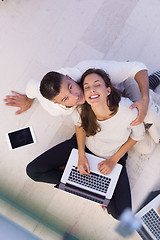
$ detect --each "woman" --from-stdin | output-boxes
[26,68,145,220]
[72,68,145,219]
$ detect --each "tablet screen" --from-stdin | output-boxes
[7,127,35,149]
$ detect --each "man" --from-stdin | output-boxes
[4,59,160,185]
[4,60,150,126]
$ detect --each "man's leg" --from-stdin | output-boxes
[122,78,141,102]
[123,71,160,103]
[26,134,78,184]
[149,71,160,91]
[123,74,160,144]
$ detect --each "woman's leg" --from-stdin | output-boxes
[106,153,132,220]
[26,134,78,184]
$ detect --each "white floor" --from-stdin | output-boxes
[0,0,160,240]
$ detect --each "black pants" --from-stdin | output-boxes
[26,134,132,219]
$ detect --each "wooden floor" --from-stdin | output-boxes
[0,0,160,239]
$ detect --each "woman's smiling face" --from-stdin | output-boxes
[83,73,110,106]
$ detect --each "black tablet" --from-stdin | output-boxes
[6,126,36,150]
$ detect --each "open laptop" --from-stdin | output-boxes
[58,148,122,206]
[135,193,160,240]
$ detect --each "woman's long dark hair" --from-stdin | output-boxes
[78,68,121,136]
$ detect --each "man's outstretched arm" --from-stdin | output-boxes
[4,91,34,115]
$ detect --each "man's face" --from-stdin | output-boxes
[53,76,85,107]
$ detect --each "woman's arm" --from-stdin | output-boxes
[75,125,86,156]
[98,137,137,175]
[75,125,90,175]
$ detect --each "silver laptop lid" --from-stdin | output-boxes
[61,148,122,199]
[136,194,160,240]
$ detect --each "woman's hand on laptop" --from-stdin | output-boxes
[98,158,117,175]
[78,154,90,176]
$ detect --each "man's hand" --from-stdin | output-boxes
[98,158,116,175]
[4,91,34,115]
[130,69,149,126]
[78,154,90,176]
[158,205,160,215]
[129,98,149,126]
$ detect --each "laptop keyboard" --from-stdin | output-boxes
[141,208,160,240]
[68,166,111,194]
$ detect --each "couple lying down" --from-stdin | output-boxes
[27,68,146,220]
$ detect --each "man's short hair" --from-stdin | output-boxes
[40,71,64,100]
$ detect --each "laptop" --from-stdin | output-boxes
[135,193,160,240]
[58,148,122,206]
